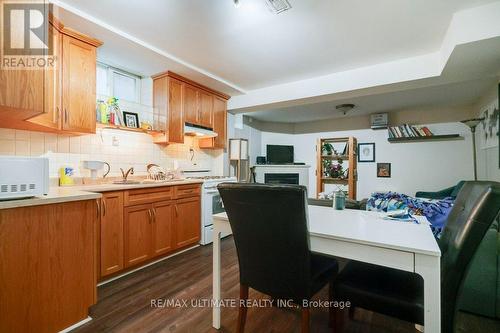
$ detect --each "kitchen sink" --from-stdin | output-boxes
[112,180,141,185]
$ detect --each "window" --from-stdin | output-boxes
[96,62,141,103]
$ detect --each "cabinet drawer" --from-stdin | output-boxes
[174,184,201,199]
[124,187,173,206]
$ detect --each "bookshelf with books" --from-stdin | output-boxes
[316,136,357,199]
[387,124,461,143]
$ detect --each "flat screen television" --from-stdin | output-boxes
[266,145,294,164]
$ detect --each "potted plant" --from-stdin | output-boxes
[329,159,344,179]
[322,143,334,156]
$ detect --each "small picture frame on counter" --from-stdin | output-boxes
[123,112,139,128]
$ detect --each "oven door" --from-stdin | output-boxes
[203,187,225,227]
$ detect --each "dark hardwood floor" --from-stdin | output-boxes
[73,237,499,333]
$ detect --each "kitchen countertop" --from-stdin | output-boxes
[0,187,102,210]
[0,179,204,210]
[70,179,204,192]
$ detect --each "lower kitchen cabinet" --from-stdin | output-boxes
[0,200,97,333]
[174,197,201,248]
[100,192,124,277]
[100,184,202,278]
[124,203,154,268]
[152,200,174,256]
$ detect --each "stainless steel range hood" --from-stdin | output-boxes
[184,123,218,138]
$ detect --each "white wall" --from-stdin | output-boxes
[476,84,500,181]
[261,122,473,199]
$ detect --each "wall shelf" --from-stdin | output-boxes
[387,134,462,143]
[321,178,348,184]
[96,123,164,135]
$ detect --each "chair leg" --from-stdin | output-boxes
[301,307,310,333]
[237,284,249,333]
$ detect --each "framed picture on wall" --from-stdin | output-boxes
[358,143,375,162]
[377,163,391,178]
[123,112,139,128]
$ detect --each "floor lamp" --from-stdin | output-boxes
[460,117,484,180]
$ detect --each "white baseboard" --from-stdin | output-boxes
[98,245,200,287]
[58,316,92,333]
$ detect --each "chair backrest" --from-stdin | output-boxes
[439,181,500,332]
[218,183,312,301]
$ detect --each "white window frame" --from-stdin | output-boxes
[97,62,141,103]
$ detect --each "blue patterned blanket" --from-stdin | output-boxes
[366,192,454,238]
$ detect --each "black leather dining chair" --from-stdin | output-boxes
[331,181,500,332]
[217,183,339,333]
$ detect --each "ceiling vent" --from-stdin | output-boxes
[265,0,292,14]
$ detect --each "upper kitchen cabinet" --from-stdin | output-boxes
[60,33,98,133]
[0,15,102,134]
[152,71,229,146]
[199,96,228,149]
[152,74,185,144]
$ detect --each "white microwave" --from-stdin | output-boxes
[0,156,49,200]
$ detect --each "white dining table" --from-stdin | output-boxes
[212,206,441,332]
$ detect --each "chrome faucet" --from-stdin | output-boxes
[120,167,134,181]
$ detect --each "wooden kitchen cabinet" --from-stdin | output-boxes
[152,75,185,144]
[124,203,153,268]
[99,192,124,277]
[152,71,229,145]
[0,200,97,333]
[0,64,46,121]
[199,96,228,149]
[1,16,101,134]
[184,84,199,125]
[174,197,201,248]
[61,34,97,133]
[100,184,201,277]
[152,201,174,256]
[199,89,214,128]
[27,23,62,130]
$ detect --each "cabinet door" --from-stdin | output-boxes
[28,24,62,129]
[167,77,184,143]
[183,84,199,125]
[124,204,153,267]
[61,34,96,133]
[199,90,213,128]
[100,192,124,277]
[212,96,227,148]
[174,197,201,248]
[199,96,227,149]
[152,201,174,256]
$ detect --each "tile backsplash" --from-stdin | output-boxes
[0,128,224,179]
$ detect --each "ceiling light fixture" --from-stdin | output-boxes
[265,0,292,14]
[336,104,355,115]
[233,0,241,8]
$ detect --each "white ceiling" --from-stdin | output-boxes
[245,78,497,123]
[55,0,497,91]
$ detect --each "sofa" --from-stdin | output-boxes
[309,184,500,320]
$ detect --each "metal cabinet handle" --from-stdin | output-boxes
[152,208,157,223]
[148,209,152,224]
[102,199,106,217]
[64,108,68,124]
[174,205,178,217]
[96,199,101,218]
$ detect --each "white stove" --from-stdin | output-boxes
[185,175,237,245]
